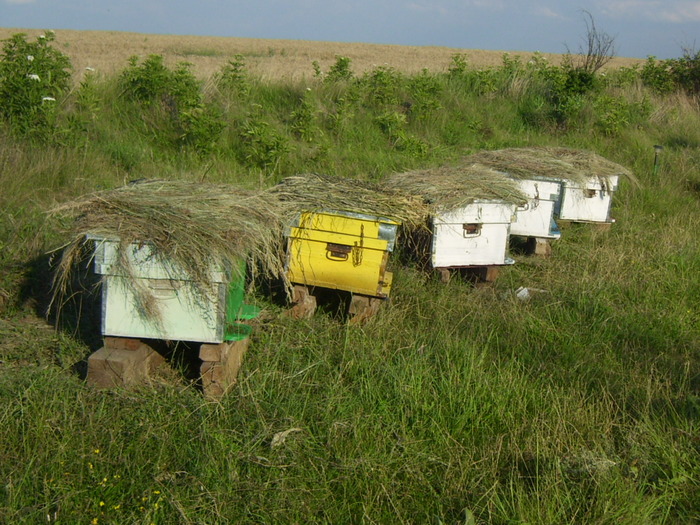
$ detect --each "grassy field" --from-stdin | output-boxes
[0,29,698,524]
[0,27,644,81]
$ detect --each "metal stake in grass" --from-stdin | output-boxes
[653,145,663,177]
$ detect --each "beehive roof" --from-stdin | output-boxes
[383,163,528,213]
[49,179,289,321]
[269,173,427,226]
[464,147,635,185]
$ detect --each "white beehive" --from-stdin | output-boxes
[431,200,517,268]
[93,238,230,343]
[510,178,562,239]
[557,175,619,223]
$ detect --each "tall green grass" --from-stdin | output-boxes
[0,46,698,523]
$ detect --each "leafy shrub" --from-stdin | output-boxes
[448,62,500,96]
[605,65,641,89]
[324,56,353,83]
[641,57,675,94]
[216,55,251,98]
[0,31,72,140]
[290,91,320,142]
[641,50,700,95]
[179,105,225,155]
[561,66,598,97]
[594,95,630,135]
[119,55,200,108]
[239,117,289,171]
[63,69,107,144]
[374,110,429,158]
[406,69,443,120]
[375,110,406,136]
[324,96,355,133]
[359,65,403,106]
[669,49,700,94]
[74,71,102,122]
[448,54,469,76]
[393,130,429,158]
[119,55,224,155]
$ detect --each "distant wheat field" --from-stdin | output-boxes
[1,28,644,82]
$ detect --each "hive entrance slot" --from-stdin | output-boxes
[462,223,482,237]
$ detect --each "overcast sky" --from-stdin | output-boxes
[2,0,699,59]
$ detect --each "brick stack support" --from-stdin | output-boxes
[87,337,165,388]
[87,335,251,400]
[526,237,553,257]
[287,285,317,320]
[199,337,251,400]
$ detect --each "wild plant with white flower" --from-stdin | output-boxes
[0,31,71,139]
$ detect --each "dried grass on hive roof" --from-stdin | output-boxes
[269,173,427,226]
[382,164,528,214]
[49,179,289,324]
[464,147,636,186]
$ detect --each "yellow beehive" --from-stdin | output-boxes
[285,210,398,298]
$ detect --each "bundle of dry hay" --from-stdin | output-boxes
[268,173,428,227]
[382,163,528,214]
[464,147,636,187]
[49,179,290,324]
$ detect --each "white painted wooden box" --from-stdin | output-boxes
[93,238,229,343]
[431,200,516,268]
[557,175,619,223]
[510,178,562,239]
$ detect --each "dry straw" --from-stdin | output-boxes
[268,173,428,227]
[464,147,636,187]
[383,163,529,214]
[49,179,289,324]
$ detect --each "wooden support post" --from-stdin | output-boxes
[480,266,500,283]
[437,268,452,283]
[87,337,165,388]
[526,237,553,257]
[348,295,383,325]
[199,337,250,400]
[286,285,317,320]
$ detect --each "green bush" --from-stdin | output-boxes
[216,55,251,98]
[405,69,443,120]
[669,49,700,94]
[641,50,700,95]
[0,31,72,140]
[289,91,320,142]
[118,55,224,155]
[323,55,353,83]
[119,55,200,107]
[641,56,675,94]
[594,95,631,135]
[179,105,226,155]
[238,117,289,172]
[358,65,403,107]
